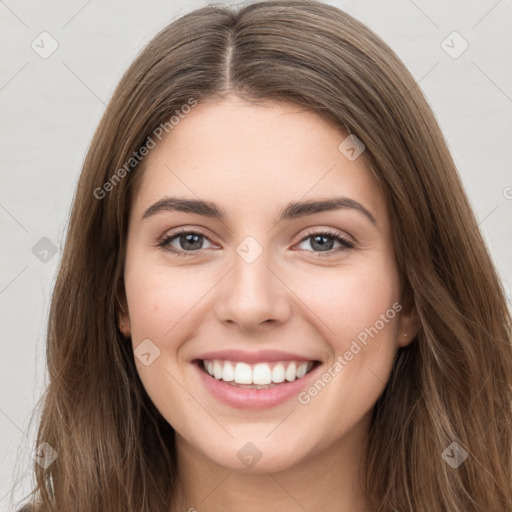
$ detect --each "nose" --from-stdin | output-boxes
[214,240,292,331]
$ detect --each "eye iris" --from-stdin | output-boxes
[311,234,334,252]
[180,233,202,250]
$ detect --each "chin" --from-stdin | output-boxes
[209,445,306,473]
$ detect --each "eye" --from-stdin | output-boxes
[156,227,355,258]
[296,229,355,256]
[157,228,215,256]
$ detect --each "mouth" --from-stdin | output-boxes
[194,358,322,389]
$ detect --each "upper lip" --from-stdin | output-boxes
[194,349,319,364]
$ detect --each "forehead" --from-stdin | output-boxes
[130,96,387,225]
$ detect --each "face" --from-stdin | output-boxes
[119,95,416,473]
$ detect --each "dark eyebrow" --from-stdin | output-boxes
[280,197,376,225]
[142,197,226,220]
[141,196,377,226]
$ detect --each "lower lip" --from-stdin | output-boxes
[193,361,321,409]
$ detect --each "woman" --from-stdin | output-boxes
[18,0,512,510]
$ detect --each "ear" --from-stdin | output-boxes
[116,287,131,338]
[396,288,421,348]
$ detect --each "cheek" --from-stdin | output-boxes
[289,259,401,348]
[125,258,211,341]
[124,261,208,424]
[290,260,401,404]
[293,267,402,425]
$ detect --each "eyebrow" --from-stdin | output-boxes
[141,196,377,226]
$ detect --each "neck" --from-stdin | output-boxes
[170,413,372,512]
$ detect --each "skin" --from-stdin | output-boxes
[118,95,419,512]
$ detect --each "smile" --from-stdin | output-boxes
[200,359,316,388]
[193,355,322,409]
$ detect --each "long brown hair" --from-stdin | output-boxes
[18,1,512,510]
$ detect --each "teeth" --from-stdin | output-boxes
[202,359,314,385]
[253,363,272,385]
[272,363,286,383]
[285,361,297,382]
[234,362,252,384]
[296,363,308,378]
[222,361,234,382]
[213,360,223,380]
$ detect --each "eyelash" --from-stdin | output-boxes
[156,227,355,258]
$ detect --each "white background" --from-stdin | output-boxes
[1,0,511,509]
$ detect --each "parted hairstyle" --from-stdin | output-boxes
[17,0,512,511]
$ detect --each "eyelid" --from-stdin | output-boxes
[164,226,212,239]
[297,226,354,245]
